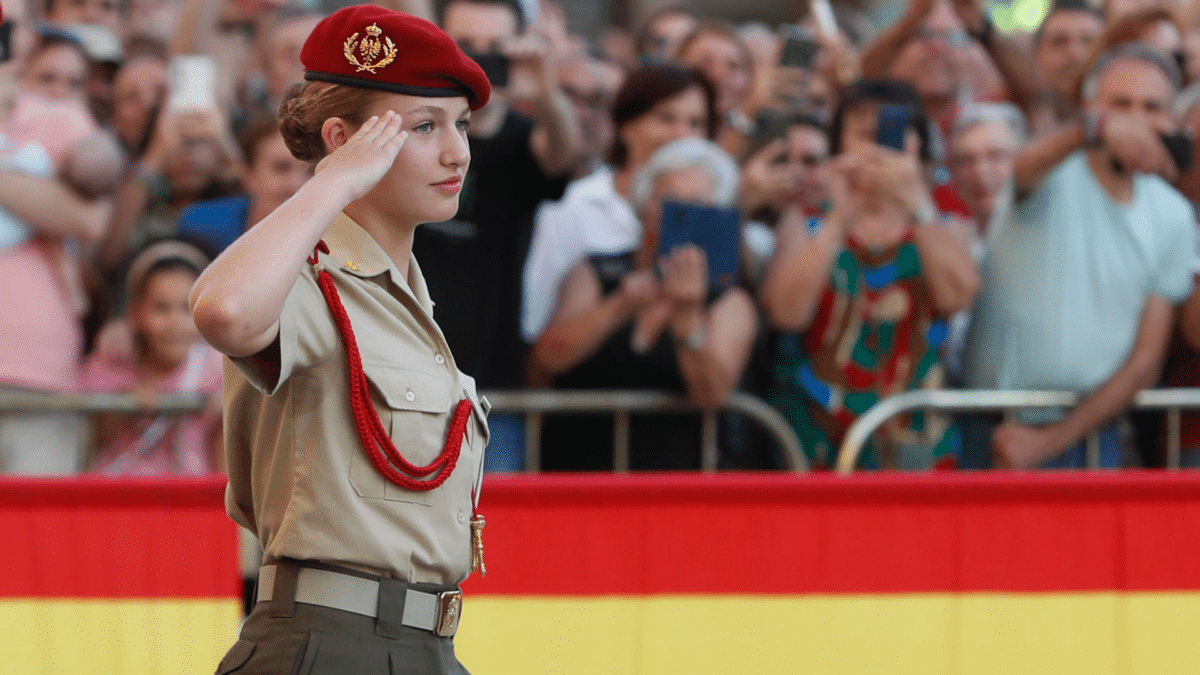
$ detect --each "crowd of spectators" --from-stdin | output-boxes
[1,0,1198,475]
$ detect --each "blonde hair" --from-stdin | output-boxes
[277,81,384,163]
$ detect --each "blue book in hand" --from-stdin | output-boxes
[656,199,741,291]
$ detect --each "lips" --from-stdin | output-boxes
[433,177,463,194]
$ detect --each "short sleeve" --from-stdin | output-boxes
[1150,205,1200,304]
[230,269,336,395]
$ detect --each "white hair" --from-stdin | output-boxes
[1081,41,1181,102]
[953,102,1028,146]
[631,138,741,212]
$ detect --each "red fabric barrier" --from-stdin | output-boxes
[463,472,1200,596]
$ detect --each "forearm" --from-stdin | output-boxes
[860,12,923,78]
[170,0,221,55]
[984,33,1040,118]
[1180,284,1200,351]
[759,213,842,331]
[98,177,152,270]
[913,223,980,315]
[672,292,756,409]
[190,172,353,357]
[1014,119,1085,195]
[531,294,633,374]
[1043,351,1161,457]
[1043,297,1173,458]
[0,171,110,243]
[530,87,585,176]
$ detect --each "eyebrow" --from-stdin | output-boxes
[405,104,472,117]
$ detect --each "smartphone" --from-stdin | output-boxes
[749,108,793,159]
[779,34,820,69]
[166,55,217,112]
[1159,132,1193,173]
[465,51,510,88]
[876,104,915,151]
[0,22,13,64]
[657,200,742,291]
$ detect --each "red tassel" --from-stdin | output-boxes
[312,241,470,491]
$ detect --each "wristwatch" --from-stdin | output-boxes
[910,199,937,226]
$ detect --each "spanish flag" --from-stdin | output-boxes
[1,478,241,675]
[458,473,1200,675]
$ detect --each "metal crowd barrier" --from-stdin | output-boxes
[0,390,208,414]
[0,388,808,473]
[836,388,1200,474]
[481,389,808,472]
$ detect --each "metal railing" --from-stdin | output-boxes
[836,388,1200,474]
[0,388,808,473]
[0,390,208,414]
[482,389,808,472]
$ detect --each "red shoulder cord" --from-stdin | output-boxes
[308,241,472,491]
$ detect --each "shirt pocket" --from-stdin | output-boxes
[348,364,455,505]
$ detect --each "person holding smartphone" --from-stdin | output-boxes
[191,7,491,673]
[530,138,757,471]
[963,44,1199,470]
[760,79,980,470]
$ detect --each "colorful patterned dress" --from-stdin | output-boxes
[768,220,958,469]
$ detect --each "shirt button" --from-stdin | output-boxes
[435,354,445,364]
[406,391,415,402]
[457,509,466,524]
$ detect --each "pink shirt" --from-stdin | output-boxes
[82,343,224,476]
[0,240,83,392]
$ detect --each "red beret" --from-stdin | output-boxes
[301,5,491,110]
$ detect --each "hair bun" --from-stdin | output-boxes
[278,84,325,163]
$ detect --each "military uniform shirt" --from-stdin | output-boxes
[223,212,489,586]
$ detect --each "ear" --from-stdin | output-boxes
[321,117,353,155]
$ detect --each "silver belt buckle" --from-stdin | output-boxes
[434,589,463,637]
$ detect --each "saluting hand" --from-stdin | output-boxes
[315,110,408,202]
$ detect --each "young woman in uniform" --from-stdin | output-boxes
[191,6,492,673]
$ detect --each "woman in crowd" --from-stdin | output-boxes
[759,80,979,470]
[177,115,312,253]
[523,63,717,347]
[532,137,757,470]
[191,7,491,672]
[100,105,242,276]
[82,239,222,475]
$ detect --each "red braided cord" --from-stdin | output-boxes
[310,242,470,491]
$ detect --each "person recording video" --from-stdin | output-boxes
[531,137,758,471]
[760,79,979,470]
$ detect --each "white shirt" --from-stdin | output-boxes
[521,166,641,341]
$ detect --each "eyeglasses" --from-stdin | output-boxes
[913,27,969,46]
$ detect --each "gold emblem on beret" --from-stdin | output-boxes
[344,23,397,74]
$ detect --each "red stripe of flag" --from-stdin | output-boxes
[0,477,238,599]
[462,472,1200,596]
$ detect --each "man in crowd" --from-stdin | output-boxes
[949,101,1026,235]
[964,43,1199,468]
[420,0,584,470]
[1030,0,1105,134]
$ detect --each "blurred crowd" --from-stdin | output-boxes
[1,0,1199,476]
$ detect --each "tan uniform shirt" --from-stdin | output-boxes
[223,213,489,586]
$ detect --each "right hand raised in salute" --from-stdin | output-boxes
[317,110,409,203]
